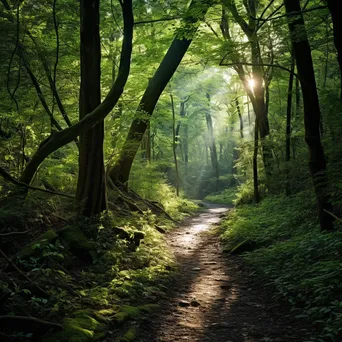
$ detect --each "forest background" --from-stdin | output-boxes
[1,0,342,341]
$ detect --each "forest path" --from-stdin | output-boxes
[139,203,310,342]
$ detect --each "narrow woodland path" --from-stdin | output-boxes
[139,204,310,342]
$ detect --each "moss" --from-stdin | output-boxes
[114,304,159,324]
[58,226,93,262]
[119,327,137,342]
[43,310,106,342]
[94,308,117,322]
[20,230,58,258]
[96,308,117,316]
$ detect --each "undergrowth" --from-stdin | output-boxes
[219,191,342,341]
[0,191,195,341]
[204,186,237,205]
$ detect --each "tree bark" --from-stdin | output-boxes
[284,0,334,231]
[19,0,133,187]
[170,93,180,196]
[285,52,295,196]
[108,0,213,186]
[253,116,260,203]
[74,0,106,217]
[235,97,244,139]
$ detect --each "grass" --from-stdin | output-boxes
[219,190,342,341]
[204,187,237,205]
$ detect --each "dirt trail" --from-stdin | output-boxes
[139,204,310,342]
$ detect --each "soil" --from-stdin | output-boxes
[138,203,311,342]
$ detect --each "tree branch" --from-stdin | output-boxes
[224,0,252,37]
[0,166,74,198]
[19,0,134,185]
[134,16,181,25]
[219,61,300,79]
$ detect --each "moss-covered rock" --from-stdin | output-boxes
[114,304,159,324]
[43,310,106,342]
[119,326,137,342]
[58,226,94,262]
[20,230,58,258]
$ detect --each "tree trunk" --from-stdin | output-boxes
[285,53,295,196]
[235,97,244,139]
[75,0,107,217]
[284,0,334,231]
[205,93,219,188]
[108,0,213,186]
[19,0,133,187]
[180,98,189,177]
[326,0,342,99]
[253,117,260,203]
[170,93,180,196]
[221,2,272,178]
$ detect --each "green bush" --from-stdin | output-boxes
[219,190,342,340]
[204,187,237,205]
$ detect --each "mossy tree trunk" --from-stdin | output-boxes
[284,0,334,231]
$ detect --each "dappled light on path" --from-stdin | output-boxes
[139,204,310,342]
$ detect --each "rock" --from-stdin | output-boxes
[178,300,190,307]
[191,267,201,271]
[190,299,200,307]
[20,230,58,259]
[58,226,94,263]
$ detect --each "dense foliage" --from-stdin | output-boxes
[1,0,342,340]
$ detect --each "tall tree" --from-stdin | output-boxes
[19,0,133,192]
[108,0,213,186]
[205,93,219,187]
[221,1,273,178]
[285,52,295,196]
[284,0,334,231]
[325,0,342,99]
[75,0,106,216]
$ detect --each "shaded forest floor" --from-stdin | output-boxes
[133,204,311,342]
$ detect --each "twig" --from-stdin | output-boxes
[0,230,29,237]
[0,166,74,198]
[324,209,342,224]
